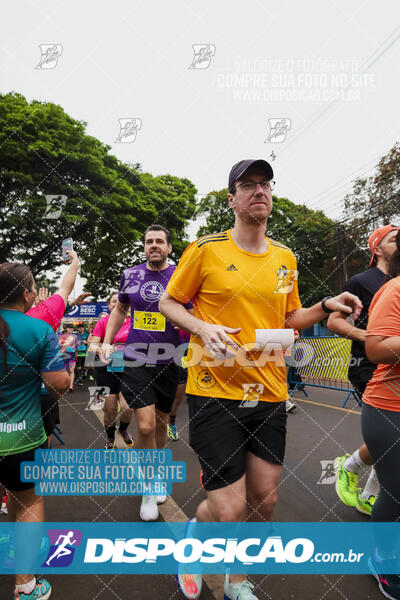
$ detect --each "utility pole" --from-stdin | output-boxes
[336,224,348,290]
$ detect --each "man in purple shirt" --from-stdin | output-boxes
[103,225,183,521]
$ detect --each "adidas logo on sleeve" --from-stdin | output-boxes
[226,264,238,271]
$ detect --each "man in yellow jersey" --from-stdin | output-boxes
[159,159,362,600]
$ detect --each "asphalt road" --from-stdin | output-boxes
[0,382,380,600]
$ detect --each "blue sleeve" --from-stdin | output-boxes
[118,270,129,304]
[40,327,65,372]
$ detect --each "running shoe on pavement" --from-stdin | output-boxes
[155,474,167,504]
[104,439,115,450]
[140,495,158,521]
[369,551,400,600]
[168,424,179,441]
[13,577,51,600]
[224,574,258,600]
[177,573,202,599]
[119,428,134,447]
[177,519,202,599]
[356,488,376,516]
[334,454,358,507]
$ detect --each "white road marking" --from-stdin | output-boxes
[93,409,224,598]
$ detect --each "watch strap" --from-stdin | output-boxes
[321,296,334,314]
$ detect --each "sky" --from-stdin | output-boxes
[2,0,400,295]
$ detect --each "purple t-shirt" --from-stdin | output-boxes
[118,263,185,364]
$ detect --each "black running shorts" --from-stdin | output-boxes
[178,366,188,385]
[76,355,86,369]
[188,395,287,491]
[0,442,48,491]
[121,361,179,413]
[95,366,123,395]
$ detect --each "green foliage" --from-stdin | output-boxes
[197,190,234,236]
[0,93,197,297]
[343,143,400,275]
[197,189,338,303]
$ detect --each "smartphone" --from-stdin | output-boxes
[62,238,74,262]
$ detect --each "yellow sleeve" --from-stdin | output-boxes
[167,241,203,303]
[286,252,302,314]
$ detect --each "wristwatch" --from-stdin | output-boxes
[321,296,334,314]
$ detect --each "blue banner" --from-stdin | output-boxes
[0,522,398,574]
[66,302,109,319]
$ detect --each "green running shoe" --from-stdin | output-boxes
[356,489,376,516]
[168,424,178,441]
[334,454,358,507]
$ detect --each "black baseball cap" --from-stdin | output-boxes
[228,159,274,192]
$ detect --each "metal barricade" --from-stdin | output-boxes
[288,337,360,407]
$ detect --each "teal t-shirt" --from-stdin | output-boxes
[0,309,65,456]
[76,331,89,357]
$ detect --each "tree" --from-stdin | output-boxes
[197,189,338,303]
[342,143,400,276]
[0,93,197,297]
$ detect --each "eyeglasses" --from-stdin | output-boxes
[236,180,275,193]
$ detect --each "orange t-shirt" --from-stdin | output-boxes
[363,276,400,411]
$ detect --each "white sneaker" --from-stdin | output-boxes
[140,495,158,521]
[224,574,258,599]
[156,476,167,504]
[286,399,296,413]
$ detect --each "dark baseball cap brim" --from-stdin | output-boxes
[228,159,274,191]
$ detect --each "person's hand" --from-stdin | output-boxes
[38,287,49,302]
[99,343,115,363]
[324,292,363,320]
[65,249,78,265]
[196,323,241,359]
[69,292,92,307]
[33,287,49,306]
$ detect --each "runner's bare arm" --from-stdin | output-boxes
[327,311,366,342]
[41,370,70,399]
[285,292,362,330]
[56,250,79,304]
[87,335,102,355]
[103,301,128,346]
[159,292,240,358]
[366,335,400,364]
